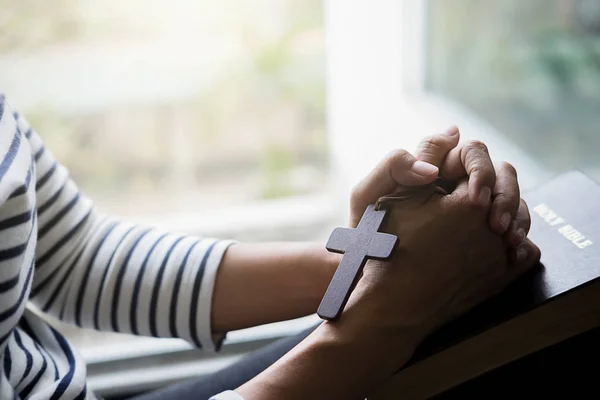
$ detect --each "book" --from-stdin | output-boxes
[369,170,600,399]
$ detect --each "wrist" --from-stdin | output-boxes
[237,319,415,400]
[336,258,432,356]
[313,319,418,394]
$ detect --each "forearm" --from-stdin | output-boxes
[211,242,340,333]
[236,319,419,400]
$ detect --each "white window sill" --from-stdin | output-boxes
[82,315,321,365]
[119,191,335,232]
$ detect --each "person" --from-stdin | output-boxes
[0,94,539,399]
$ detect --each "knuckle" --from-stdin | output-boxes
[517,199,531,220]
[350,184,364,204]
[420,135,445,151]
[417,134,456,159]
[460,140,493,176]
[526,241,542,262]
[532,244,542,261]
[520,198,529,211]
[499,161,517,178]
[464,140,489,156]
[492,192,509,205]
[386,148,413,167]
[387,148,410,161]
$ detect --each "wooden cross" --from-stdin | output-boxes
[317,204,398,320]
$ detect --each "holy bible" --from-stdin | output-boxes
[369,170,600,399]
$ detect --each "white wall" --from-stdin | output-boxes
[325,1,420,206]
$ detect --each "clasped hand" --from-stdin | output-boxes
[341,127,541,372]
[235,127,543,400]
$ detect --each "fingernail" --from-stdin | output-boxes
[500,212,511,231]
[412,160,438,176]
[445,126,459,136]
[516,246,528,264]
[478,186,491,207]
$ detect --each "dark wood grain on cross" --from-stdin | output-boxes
[317,204,398,320]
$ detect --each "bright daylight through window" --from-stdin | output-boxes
[0,0,327,352]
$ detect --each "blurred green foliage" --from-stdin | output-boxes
[0,0,327,208]
[427,0,600,177]
[259,143,297,199]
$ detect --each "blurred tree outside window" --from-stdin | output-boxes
[0,0,328,218]
[427,0,600,181]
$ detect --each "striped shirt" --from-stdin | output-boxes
[0,95,234,399]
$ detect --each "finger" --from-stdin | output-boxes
[350,149,438,226]
[489,161,520,234]
[441,140,496,207]
[442,177,470,207]
[506,199,531,248]
[414,126,460,168]
[508,238,541,273]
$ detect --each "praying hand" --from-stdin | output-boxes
[232,127,540,400]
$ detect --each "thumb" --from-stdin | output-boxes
[350,149,438,226]
[414,126,461,168]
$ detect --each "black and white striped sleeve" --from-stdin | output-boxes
[0,98,36,356]
[19,114,234,351]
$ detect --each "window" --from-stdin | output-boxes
[1,0,327,217]
[1,1,329,393]
[426,0,600,181]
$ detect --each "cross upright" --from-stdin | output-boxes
[317,204,398,320]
